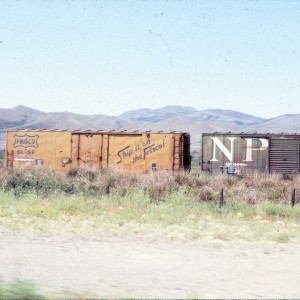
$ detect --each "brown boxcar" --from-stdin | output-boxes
[5,130,190,173]
[202,132,300,175]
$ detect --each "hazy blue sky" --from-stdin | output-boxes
[1,1,299,118]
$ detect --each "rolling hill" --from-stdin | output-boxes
[1,105,300,139]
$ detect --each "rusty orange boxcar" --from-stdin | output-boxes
[5,130,190,173]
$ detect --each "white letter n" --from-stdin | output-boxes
[210,137,236,162]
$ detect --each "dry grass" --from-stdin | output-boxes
[0,168,300,243]
[2,167,300,205]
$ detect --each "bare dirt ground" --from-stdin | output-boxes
[1,234,300,299]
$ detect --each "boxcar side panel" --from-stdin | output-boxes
[108,133,174,172]
[101,134,109,169]
[5,131,72,171]
[202,134,269,175]
[5,131,190,173]
[71,134,79,169]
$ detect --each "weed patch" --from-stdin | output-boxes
[1,169,300,242]
[0,279,45,299]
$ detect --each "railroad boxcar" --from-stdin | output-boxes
[5,130,190,173]
[202,132,300,175]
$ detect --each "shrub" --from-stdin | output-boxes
[196,186,218,202]
[1,168,300,206]
[0,279,45,299]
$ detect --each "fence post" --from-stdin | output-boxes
[291,188,296,207]
[220,188,224,208]
[106,185,110,195]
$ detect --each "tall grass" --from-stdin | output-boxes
[0,168,300,242]
[1,168,298,201]
[1,167,300,215]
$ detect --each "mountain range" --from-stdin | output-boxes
[1,105,300,151]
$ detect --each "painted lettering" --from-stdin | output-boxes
[210,137,236,162]
[143,139,165,159]
[13,134,39,148]
[243,138,269,162]
[142,140,151,148]
[133,154,143,163]
[226,162,248,167]
[116,138,166,164]
[117,146,133,163]
[16,149,36,155]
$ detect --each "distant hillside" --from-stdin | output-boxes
[1,105,300,138]
[120,105,265,131]
[0,105,44,129]
[16,111,138,131]
[121,106,198,122]
[244,114,300,133]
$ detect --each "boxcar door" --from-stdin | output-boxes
[72,133,103,169]
[269,139,300,174]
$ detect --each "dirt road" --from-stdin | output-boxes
[0,234,299,299]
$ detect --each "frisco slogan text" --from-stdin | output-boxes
[117,138,165,164]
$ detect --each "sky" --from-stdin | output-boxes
[0,1,299,119]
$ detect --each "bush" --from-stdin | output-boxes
[0,279,45,299]
[195,186,219,202]
[1,168,300,207]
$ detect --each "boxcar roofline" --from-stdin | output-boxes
[6,129,187,135]
[202,132,300,138]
